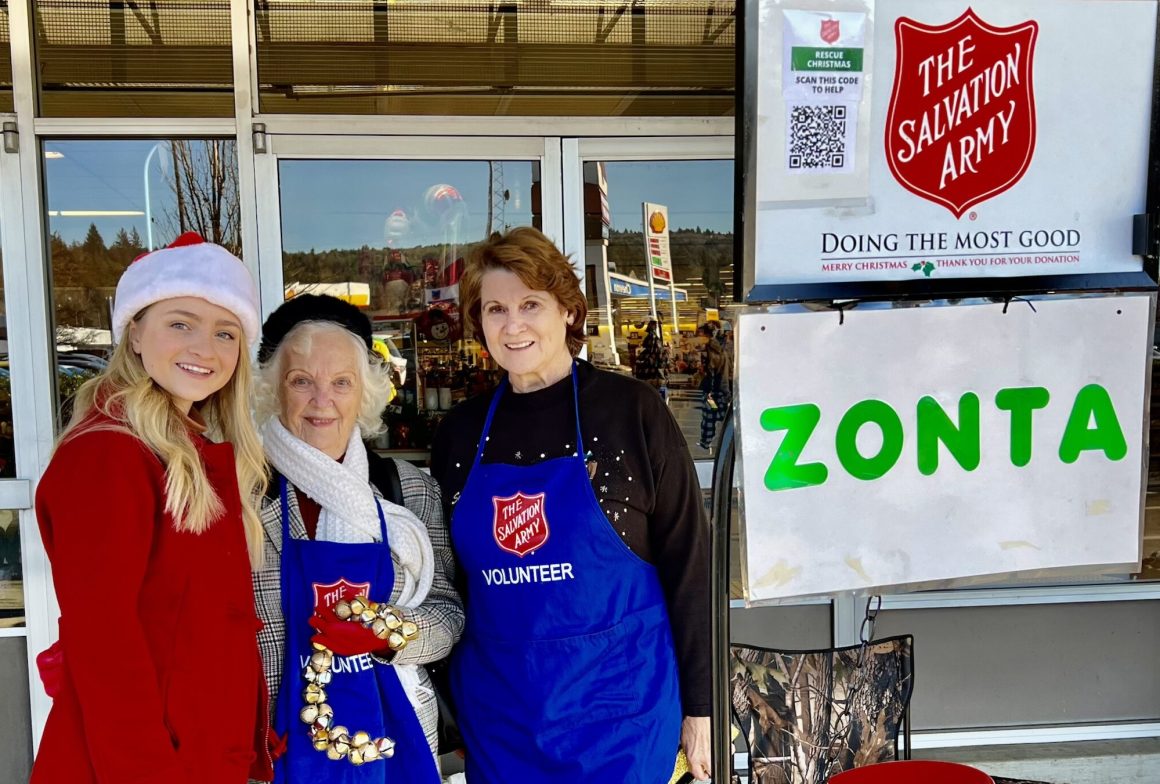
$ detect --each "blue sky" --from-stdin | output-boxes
[601,160,733,236]
[44,140,163,246]
[278,159,538,252]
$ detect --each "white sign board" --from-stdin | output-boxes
[736,294,1152,603]
[753,0,1156,286]
[643,202,674,283]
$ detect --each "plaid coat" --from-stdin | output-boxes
[252,457,463,760]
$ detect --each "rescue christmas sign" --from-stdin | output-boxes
[752,0,1156,287]
[735,294,1152,602]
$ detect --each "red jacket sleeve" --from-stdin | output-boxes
[36,430,190,784]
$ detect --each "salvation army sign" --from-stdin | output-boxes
[313,578,371,612]
[749,0,1157,290]
[885,9,1037,218]
[735,294,1151,603]
[820,18,840,45]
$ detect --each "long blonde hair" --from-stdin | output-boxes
[63,323,267,566]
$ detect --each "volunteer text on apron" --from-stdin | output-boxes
[274,477,440,783]
[450,364,682,783]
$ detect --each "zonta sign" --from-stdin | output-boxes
[760,384,1125,492]
[885,8,1038,217]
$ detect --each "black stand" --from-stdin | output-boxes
[710,406,735,784]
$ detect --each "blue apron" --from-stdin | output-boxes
[273,477,440,784]
[450,365,682,783]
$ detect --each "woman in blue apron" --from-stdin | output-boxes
[252,295,464,782]
[433,228,712,783]
[272,478,438,782]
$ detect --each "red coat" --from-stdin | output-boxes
[31,415,273,784]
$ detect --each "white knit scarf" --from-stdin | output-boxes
[261,418,435,713]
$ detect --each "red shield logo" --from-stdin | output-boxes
[885,9,1038,218]
[312,578,371,613]
[492,491,549,557]
[820,19,840,45]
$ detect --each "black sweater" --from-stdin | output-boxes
[430,360,710,716]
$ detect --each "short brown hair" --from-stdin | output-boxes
[461,227,588,356]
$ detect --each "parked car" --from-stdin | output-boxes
[56,352,109,373]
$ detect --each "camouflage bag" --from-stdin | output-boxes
[730,635,914,784]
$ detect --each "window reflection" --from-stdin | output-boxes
[700,485,743,600]
[579,159,734,458]
[0,242,12,479]
[1143,351,1160,579]
[278,159,541,458]
[0,510,21,627]
[43,139,241,425]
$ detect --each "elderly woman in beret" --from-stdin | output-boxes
[251,294,462,783]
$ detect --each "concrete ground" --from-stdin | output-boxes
[914,738,1160,784]
[447,740,1160,783]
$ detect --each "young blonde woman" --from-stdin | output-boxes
[31,233,273,784]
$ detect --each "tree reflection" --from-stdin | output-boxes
[46,139,242,428]
[607,226,733,307]
[50,225,139,332]
[164,140,241,255]
[49,140,241,336]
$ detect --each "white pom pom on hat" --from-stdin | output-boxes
[112,232,261,346]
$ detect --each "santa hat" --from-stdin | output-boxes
[112,232,261,346]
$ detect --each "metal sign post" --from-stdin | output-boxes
[709,408,735,784]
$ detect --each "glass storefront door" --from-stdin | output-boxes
[257,134,734,466]
[255,136,562,462]
[562,137,735,460]
[256,135,733,466]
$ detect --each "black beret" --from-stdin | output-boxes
[258,293,373,364]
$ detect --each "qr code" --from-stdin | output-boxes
[788,104,847,170]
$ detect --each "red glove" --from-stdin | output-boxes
[36,640,64,698]
[267,728,289,763]
[308,611,387,657]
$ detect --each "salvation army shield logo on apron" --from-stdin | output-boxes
[885,8,1038,218]
[312,578,371,612]
[492,491,549,557]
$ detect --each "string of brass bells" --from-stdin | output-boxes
[335,595,420,652]
[299,595,420,765]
